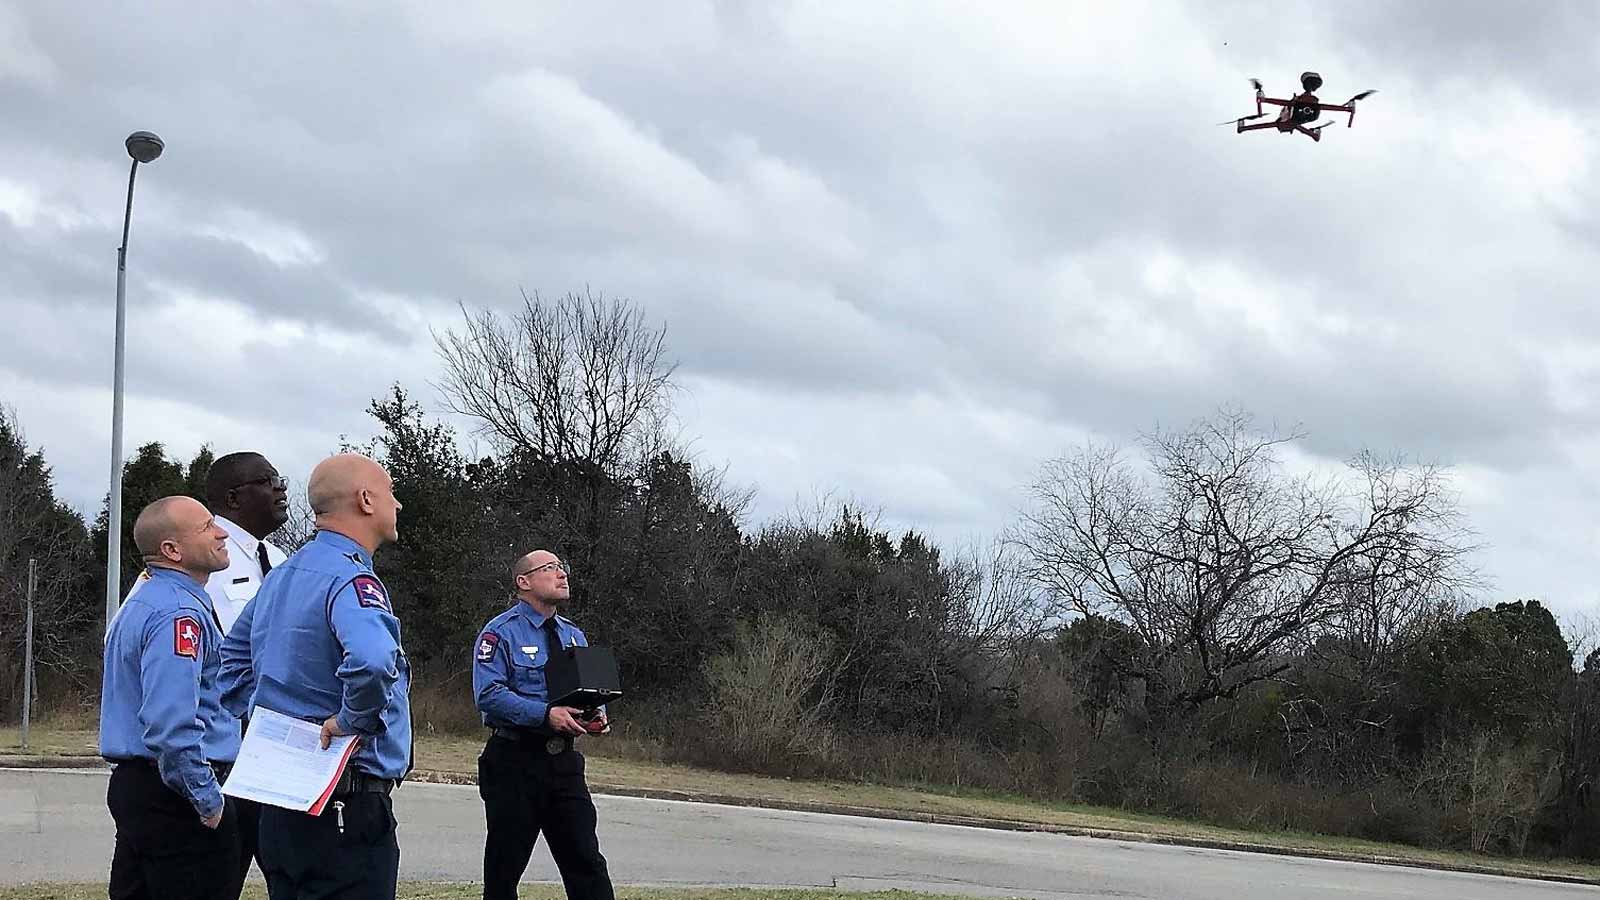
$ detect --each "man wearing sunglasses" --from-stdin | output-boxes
[472,550,614,900]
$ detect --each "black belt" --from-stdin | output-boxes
[106,756,233,776]
[492,728,574,755]
[332,768,396,796]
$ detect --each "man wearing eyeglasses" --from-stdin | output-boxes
[200,451,289,890]
[202,452,290,634]
[472,550,614,900]
[107,453,287,634]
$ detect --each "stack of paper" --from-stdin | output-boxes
[221,707,359,815]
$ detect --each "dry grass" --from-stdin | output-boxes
[0,725,97,757]
[8,724,1600,884]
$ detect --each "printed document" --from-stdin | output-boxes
[221,706,358,814]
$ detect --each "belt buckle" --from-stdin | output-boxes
[544,737,565,756]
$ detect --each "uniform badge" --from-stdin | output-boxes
[545,737,567,755]
[351,575,390,612]
[521,645,539,658]
[174,616,201,659]
[477,632,500,662]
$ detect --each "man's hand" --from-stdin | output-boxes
[201,810,224,830]
[584,710,611,735]
[320,715,353,749]
[545,706,588,736]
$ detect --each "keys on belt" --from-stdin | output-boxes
[332,768,396,796]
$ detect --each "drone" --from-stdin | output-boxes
[1223,71,1376,142]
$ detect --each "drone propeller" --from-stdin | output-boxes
[1218,113,1268,126]
[1249,77,1264,92]
[1346,89,1378,102]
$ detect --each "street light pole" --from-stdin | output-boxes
[104,131,163,635]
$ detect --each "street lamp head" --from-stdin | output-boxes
[125,131,164,164]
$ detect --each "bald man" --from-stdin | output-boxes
[472,549,614,900]
[100,496,243,900]
[219,453,410,900]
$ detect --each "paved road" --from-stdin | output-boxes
[2,768,1593,899]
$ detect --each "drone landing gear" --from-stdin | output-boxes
[1235,120,1324,142]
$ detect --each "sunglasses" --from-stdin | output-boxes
[233,475,288,491]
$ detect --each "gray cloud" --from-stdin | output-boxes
[5,1,1600,612]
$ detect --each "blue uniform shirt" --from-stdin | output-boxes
[219,529,412,780]
[100,566,240,818]
[473,602,589,730]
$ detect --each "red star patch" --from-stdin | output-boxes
[174,616,201,659]
[351,575,390,612]
[477,632,500,662]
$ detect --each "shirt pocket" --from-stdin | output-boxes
[222,578,259,607]
[509,652,546,695]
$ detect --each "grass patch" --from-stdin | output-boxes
[0,887,993,900]
[0,725,97,757]
[8,725,1600,884]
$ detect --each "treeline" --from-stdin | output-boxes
[2,291,1597,860]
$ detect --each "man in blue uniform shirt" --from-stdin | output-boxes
[221,453,409,900]
[101,496,242,900]
[473,549,614,900]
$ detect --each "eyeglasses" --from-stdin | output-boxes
[233,475,287,491]
[516,561,570,578]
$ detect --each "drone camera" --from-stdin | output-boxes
[1300,71,1323,92]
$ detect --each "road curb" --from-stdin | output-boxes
[8,754,1596,886]
[0,753,104,769]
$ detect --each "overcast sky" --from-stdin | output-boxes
[3,1,1598,618]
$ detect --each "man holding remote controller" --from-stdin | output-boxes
[472,549,613,900]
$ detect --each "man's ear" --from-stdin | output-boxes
[358,488,374,514]
[160,538,182,564]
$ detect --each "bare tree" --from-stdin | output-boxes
[433,289,677,473]
[1013,408,1476,713]
[267,486,318,553]
[948,539,1051,657]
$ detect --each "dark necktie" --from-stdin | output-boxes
[257,542,273,577]
[541,614,566,734]
[542,615,564,657]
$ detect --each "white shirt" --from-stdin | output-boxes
[206,515,288,634]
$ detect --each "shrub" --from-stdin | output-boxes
[701,614,837,773]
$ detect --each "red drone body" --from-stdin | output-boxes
[1225,71,1377,142]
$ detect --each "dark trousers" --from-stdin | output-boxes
[235,795,263,885]
[258,791,398,900]
[235,717,263,885]
[106,760,242,900]
[479,735,613,900]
